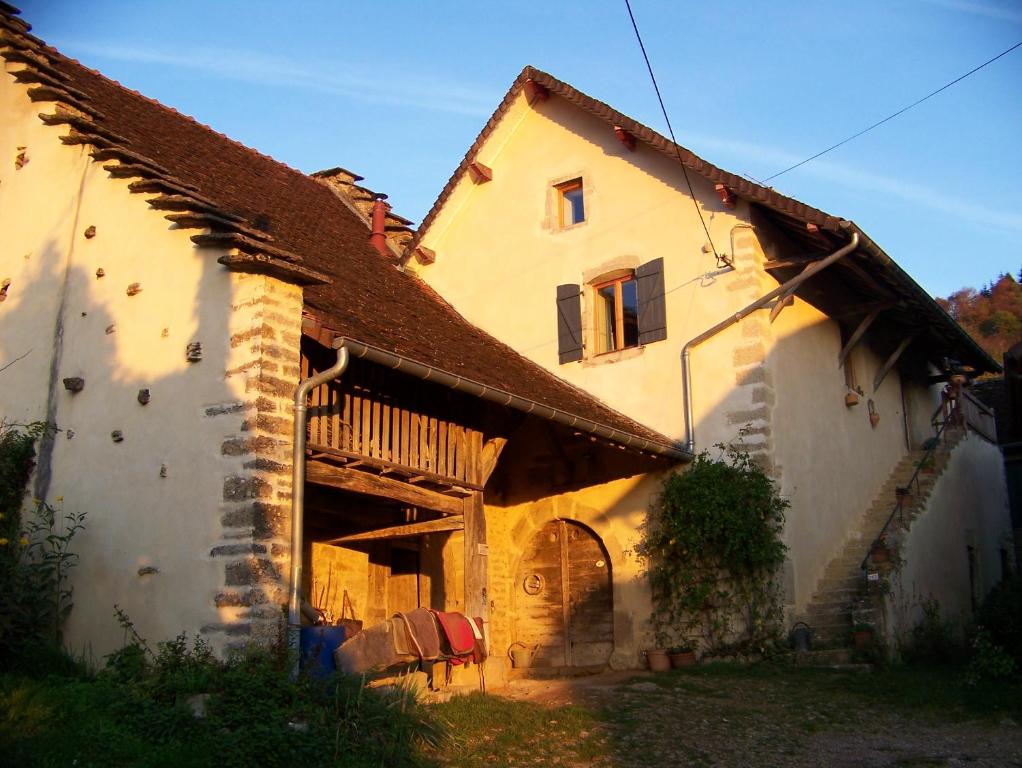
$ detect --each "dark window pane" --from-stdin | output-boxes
[621,278,639,347]
[563,186,584,224]
[597,283,616,353]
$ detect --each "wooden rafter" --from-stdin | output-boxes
[768,262,814,323]
[306,461,464,516]
[873,332,921,392]
[324,515,465,545]
[479,437,508,486]
[838,306,883,368]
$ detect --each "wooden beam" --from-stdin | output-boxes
[763,256,816,271]
[833,300,897,320]
[768,293,795,324]
[873,332,920,392]
[463,492,489,646]
[479,437,508,486]
[769,262,813,323]
[838,306,883,368]
[306,461,463,516]
[307,443,483,491]
[325,516,465,545]
[467,160,492,184]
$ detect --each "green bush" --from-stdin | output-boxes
[3,621,445,768]
[637,442,788,652]
[900,599,965,666]
[965,628,1017,684]
[0,421,86,670]
[975,573,1022,666]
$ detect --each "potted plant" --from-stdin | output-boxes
[895,486,914,508]
[869,537,891,564]
[852,623,875,649]
[668,645,697,668]
[644,647,670,672]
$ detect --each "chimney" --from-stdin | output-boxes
[370,193,390,257]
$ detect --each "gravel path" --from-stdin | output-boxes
[496,669,1022,767]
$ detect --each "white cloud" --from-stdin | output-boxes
[921,0,1022,25]
[54,40,494,117]
[683,133,1022,236]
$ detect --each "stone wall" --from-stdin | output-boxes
[209,276,304,650]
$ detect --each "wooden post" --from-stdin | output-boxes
[463,491,489,645]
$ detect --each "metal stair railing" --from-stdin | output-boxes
[859,401,962,572]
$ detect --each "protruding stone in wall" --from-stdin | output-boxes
[126,282,142,296]
[62,376,84,392]
[84,225,96,239]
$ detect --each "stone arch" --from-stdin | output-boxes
[506,495,633,665]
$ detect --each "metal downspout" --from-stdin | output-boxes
[681,228,860,453]
[288,344,350,657]
[288,330,693,661]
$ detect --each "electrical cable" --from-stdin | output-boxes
[762,39,1022,183]
[623,0,726,267]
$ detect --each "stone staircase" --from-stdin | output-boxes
[803,427,967,645]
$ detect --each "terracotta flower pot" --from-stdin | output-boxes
[669,650,696,668]
[645,648,670,672]
[853,629,874,649]
[870,545,890,564]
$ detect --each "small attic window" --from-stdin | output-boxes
[556,178,585,227]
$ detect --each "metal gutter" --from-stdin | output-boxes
[288,335,690,658]
[336,337,691,461]
[681,228,860,453]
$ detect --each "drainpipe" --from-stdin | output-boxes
[287,344,350,659]
[288,333,691,654]
[681,228,860,453]
[369,193,390,257]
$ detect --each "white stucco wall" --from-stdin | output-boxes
[886,432,1013,640]
[408,89,963,615]
[0,65,300,659]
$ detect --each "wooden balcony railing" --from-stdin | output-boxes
[303,355,484,489]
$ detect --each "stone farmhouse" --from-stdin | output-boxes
[405,67,1014,650]
[0,4,1013,681]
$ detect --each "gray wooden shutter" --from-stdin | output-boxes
[556,284,583,363]
[636,258,667,345]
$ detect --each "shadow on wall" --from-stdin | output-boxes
[0,222,260,662]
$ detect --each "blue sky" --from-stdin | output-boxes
[20,0,1022,297]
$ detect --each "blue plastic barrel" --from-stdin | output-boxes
[299,626,351,677]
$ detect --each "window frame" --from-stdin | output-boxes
[591,273,639,355]
[555,178,585,228]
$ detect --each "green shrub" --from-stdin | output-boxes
[965,628,1017,684]
[975,573,1022,666]
[0,421,86,670]
[900,599,965,665]
[637,442,788,652]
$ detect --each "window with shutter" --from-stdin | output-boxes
[636,258,667,345]
[556,284,584,363]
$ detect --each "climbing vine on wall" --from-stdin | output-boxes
[638,443,789,653]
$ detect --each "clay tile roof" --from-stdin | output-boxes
[407,66,998,375]
[0,7,686,459]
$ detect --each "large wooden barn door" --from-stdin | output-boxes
[514,520,613,667]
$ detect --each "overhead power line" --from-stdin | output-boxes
[763,39,1022,183]
[623,0,727,267]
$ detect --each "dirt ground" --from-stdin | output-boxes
[488,667,1022,768]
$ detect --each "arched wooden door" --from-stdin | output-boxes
[513,520,613,667]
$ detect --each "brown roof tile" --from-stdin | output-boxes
[407,66,997,374]
[0,7,685,458]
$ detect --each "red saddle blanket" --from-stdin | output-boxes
[431,611,477,656]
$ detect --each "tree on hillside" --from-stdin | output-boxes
[938,271,1022,364]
